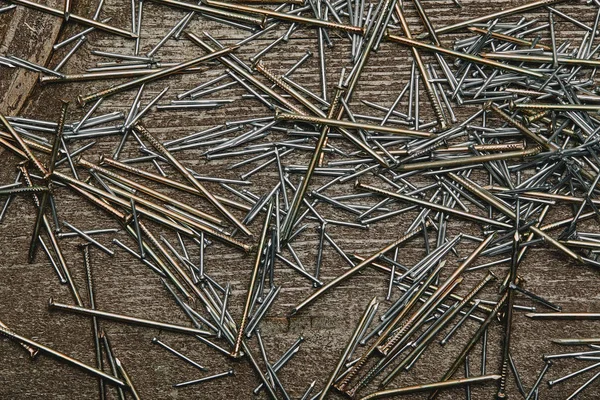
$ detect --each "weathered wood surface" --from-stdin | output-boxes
[1,0,600,399]
[0,0,62,115]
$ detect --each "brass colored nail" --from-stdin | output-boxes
[78,45,238,105]
[0,323,125,387]
[280,79,346,242]
[0,130,52,154]
[467,27,551,50]
[339,260,447,397]
[379,234,495,356]
[319,298,379,400]
[132,122,252,237]
[254,61,319,116]
[394,3,447,129]
[380,272,495,388]
[385,34,545,78]
[436,142,526,153]
[149,0,263,26]
[358,375,501,400]
[48,101,69,177]
[511,102,600,112]
[81,244,105,400]
[67,184,192,301]
[0,136,28,159]
[292,222,428,316]
[523,110,549,125]
[53,170,249,251]
[487,102,558,151]
[205,0,365,34]
[429,291,509,400]
[428,0,567,36]
[481,52,600,68]
[0,113,48,176]
[529,226,584,263]
[78,158,223,225]
[447,173,516,220]
[48,298,212,336]
[232,201,273,358]
[400,147,541,172]
[275,112,435,138]
[186,32,306,116]
[100,156,250,211]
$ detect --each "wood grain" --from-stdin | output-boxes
[0,1,599,399]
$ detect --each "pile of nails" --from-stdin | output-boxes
[2,0,600,398]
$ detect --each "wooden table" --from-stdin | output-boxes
[1,1,599,399]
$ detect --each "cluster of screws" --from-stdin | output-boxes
[2,0,600,399]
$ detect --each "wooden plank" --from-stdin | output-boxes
[0,1,599,399]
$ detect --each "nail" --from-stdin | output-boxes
[0,324,125,387]
[525,360,552,400]
[429,291,508,400]
[10,0,137,38]
[133,122,251,237]
[152,337,206,370]
[232,201,273,358]
[428,0,567,36]
[292,223,428,315]
[173,369,234,388]
[63,220,115,256]
[206,0,364,33]
[386,34,545,78]
[115,358,141,400]
[0,319,39,358]
[49,299,212,336]
[78,46,238,105]
[360,375,501,400]
[319,298,379,400]
[81,244,105,399]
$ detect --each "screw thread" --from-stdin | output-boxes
[496,359,509,399]
[425,84,448,130]
[379,319,413,355]
[336,354,369,393]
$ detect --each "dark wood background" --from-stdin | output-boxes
[1,0,599,399]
